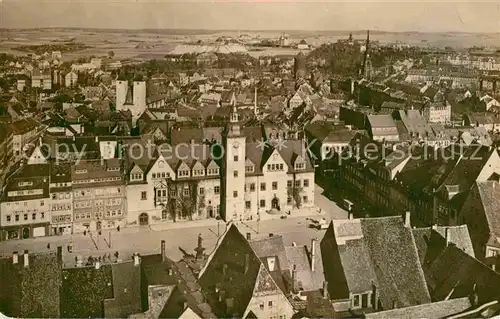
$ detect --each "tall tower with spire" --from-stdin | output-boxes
[220,105,246,221]
[361,30,373,80]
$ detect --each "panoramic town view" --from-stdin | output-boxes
[0,1,500,318]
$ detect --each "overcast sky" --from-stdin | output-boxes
[1,0,500,33]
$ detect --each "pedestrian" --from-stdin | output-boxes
[83,230,86,236]
[47,243,51,249]
[117,225,120,232]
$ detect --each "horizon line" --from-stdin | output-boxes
[1,27,499,35]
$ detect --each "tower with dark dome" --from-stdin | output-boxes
[294,51,307,80]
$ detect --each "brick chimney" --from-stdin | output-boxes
[134,253,140,266]
[161,240,166,262]
[404,211,411,228]
[348,212,354,220]
[12,251,18,264]
[246,232,251,241]
[95,261,101,269]
[311,239,317,272]
[23,250,29,268]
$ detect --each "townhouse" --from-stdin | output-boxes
[49,163,73,235]
[0,164,51,240]
[71,159,126,233]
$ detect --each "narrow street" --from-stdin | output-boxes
[0,184,347,267]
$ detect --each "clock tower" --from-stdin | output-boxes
[221,105,246,221]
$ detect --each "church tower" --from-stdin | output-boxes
[221,105,246,221]
[361,30,373,80]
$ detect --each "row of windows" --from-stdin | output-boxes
[51,193,71,200]
[4,200,45,207]
[5,212,45,222]
[243,179,310,192]
[130,173,143,181]
[74,209,123,220]
[73,177,121,184]
[75,188,122,197]
[51,203,72,211]
[267,163,284,171]
[152,172,170,179]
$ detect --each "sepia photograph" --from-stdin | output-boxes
[0,0,500,318]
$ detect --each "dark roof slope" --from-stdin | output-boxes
[198,224,263,318]
[0,252,61,318]
[424,244,500,303]
[360,217,431,309]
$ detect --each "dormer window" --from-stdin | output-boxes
[107,167,119,172]
[193,169,205,177]
[295,162,305,170]
[178,170,190,178]
[131,173,143,181]
[207,168,219,176]
[267,163,284,172]
[75,169,87,174]
[245,165,254,173]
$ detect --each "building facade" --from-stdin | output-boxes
[0,164,51,240]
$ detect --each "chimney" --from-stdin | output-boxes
[95,136,99,143]
[134,253,140,266]
[246,232,251,241]
[223,263,228,276]
[244,254,250,274]
[23,250,29,268]
[311,239,317,272]
[12,251,18,264]
[432,224,438,230]
[404,211,411,227]
[445,228,450,247]
[95,261,101,269]
[161,240,166,262]
[348,212,354,220]
[269,233,274,237]
[393,300,397,309]
[168,268,173,276]
[183,301,188,310]
[292,242,297,247]
[57,246,63,263]
[292,264,297,292]
[322,281,328,299]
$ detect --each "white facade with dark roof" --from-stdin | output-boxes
[0,164,51,240]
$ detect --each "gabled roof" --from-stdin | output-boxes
[198,224,287,318]
[364,297,472,319]
[476,181,500,246]
[323,217,431,310]
[424,244,500,303]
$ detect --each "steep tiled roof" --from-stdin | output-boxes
[412,226,475,268]
[0,252,61,318]
[477,181,500,246]
[285,244,325,292]
[198,224,287,318]
[335,238,377,295]
[436,145,492,202]
[364,297,471,319]
[424,245,500,303]
[198,224,262,317]
[360,217,431,309]
[250,235,289,272]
